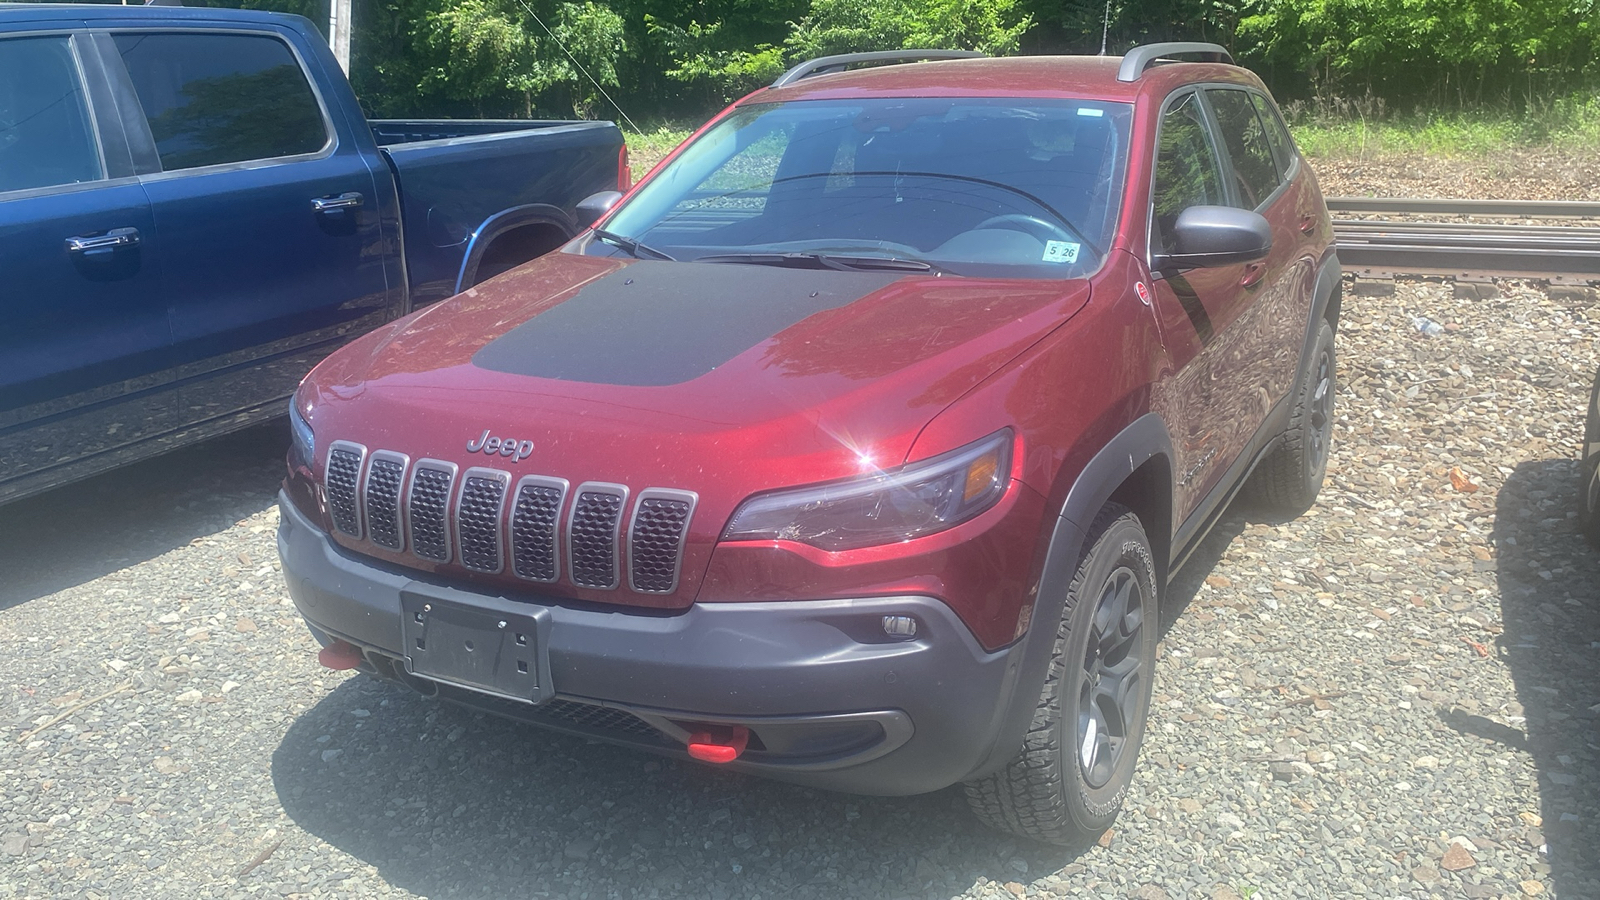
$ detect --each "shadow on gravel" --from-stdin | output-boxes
[273,676,1089,900]
[1489,458,1600,897]
[0,422,288,610]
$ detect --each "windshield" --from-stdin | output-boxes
[595,97,1133,279]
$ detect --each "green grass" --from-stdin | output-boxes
[1287,94,1600,160]
[624,126,694,174]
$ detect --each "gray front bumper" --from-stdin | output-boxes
[276,493,1029,794]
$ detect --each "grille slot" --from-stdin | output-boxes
[325,442,366,538]
[407,461,457,562]
[628,489,697,593]
[510,476,567,582]
[456,468,509,573]
[363,452,408,551]
[568,482,627,589]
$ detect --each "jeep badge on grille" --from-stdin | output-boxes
[467,429,535,462]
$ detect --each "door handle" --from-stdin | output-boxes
[311,192,364,213]
[65,227,141,254]
[1240,262,1267,288]
[1298,215,1317,235]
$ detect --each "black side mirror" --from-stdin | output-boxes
[575,191,623,229]
[1152,205,1272,270]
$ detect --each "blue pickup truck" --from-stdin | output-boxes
[0,3,626,505]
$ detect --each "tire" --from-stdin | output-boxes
[1580,367,1600,550]
[1249,318,1336,514]
[964,503,1159,846]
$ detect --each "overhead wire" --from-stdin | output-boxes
[511,0,642,134]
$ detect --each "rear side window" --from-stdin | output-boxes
[1151,92,1224,255]
[1206,88,1281,209]
[113,32,327,171]
[1250,92,1297,177]
[0,36,102,193]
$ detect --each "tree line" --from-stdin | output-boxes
[185,0,1600,121]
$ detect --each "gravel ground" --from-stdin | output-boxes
[2,278,1597,900]
[1311,149,1600,203]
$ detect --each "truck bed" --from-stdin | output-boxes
[372,119,624,306]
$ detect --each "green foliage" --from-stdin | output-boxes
[787,0,1032,58]
[52,0,1598,131]
[651,0,1032,102]
[346,0,625,117]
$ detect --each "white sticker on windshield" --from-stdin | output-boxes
[1043,240,1081,264]
[1077,108,1105,117]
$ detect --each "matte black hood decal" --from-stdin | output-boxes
[471,261,901,386]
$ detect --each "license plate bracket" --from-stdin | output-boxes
[400,584,554,705]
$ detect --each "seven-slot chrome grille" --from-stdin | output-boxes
[323,450,693,595]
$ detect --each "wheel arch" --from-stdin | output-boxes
[454,204,575,292]
[965,412,1175,781]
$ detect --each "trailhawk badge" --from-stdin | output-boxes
[466,430,535,462]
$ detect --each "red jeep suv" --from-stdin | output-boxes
[277,42,1339,844]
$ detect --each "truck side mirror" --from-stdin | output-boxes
[576,191,623,229]
[1151,206,1272,270]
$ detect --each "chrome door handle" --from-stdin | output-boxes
[311,192,364,213]
[65,227,140,253]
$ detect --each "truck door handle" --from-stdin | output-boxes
[311,192,364,213]
[1298,215,1317,235]
[1240,261,1267,288]
[66,227,141,254]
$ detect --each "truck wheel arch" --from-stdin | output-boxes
[455,204,575,292]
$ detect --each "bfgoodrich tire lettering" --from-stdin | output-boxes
[964,503,1158,845]
[1249,318,1336,514]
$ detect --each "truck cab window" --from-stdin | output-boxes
[113,32,327,171]
[0,36,102,193]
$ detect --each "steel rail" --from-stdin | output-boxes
[1327,197,1600,219]
[1327,197,1600,284]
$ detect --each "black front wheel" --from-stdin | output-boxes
[1249,318,1336,514]
[964,503,1158,845]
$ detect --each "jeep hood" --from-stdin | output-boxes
[301,252,1090,606]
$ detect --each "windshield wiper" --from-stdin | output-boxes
[591,228,675,261]
[695,251,942,274]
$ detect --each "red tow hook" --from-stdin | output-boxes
[317,639,363,671]
[686,725,750,764]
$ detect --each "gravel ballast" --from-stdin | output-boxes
[2,279,1597,900]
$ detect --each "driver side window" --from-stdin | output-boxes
[1150,92,1223,256]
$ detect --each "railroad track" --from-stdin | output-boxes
[1328,197,1600,286]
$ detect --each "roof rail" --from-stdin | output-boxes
[772,49,986,89]
[1117,42,1231,82]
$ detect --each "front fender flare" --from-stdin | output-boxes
[964,413,1174,781]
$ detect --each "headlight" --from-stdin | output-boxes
[289,385,316,464]
[722,430,1013,552]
